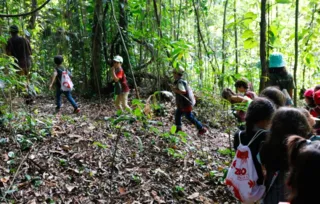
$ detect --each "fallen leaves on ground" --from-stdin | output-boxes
[0,96,237,203]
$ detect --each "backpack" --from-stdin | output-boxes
[225,130,267,204]
[179,79,196,106]
[59,69,74,91]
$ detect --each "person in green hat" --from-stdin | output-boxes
[6,25,32,76]
[266,52,295,106]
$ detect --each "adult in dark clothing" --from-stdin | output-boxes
[266,52,295,106]
[233,97,275,186]
[5,25,32,76]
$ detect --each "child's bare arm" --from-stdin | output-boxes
[49,73,57,90]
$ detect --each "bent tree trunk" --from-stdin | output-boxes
[259,0,267,93]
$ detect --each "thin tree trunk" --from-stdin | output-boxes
[91,0,103,94]
[176,0,182,40]
[221,0,229,89]
[234,0,238,74]
[259,0,267,93]
[192,0,216,73]
[293,0,299,106]
[302,4,316,89]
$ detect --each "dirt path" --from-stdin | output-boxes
[0,96,236,203]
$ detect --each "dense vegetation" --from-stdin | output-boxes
[0,0,319,203]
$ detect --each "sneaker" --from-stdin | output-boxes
[198,127,207,135]
[73,108,80,114]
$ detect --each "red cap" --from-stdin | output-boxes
[304,88,314,98]
[314,90,320,105]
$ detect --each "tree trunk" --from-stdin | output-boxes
[221,0,229,89]
[293,0,299,106]
[91,0,103,94]
[28,0,37,29]
[234,0,239,74]
[259,0,267,93]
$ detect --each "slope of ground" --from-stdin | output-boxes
[0,95,237,204]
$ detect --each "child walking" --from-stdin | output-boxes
[111,55,131,112]
[171,67,206,135]
[49,55,80,113]
[233,97,275,186]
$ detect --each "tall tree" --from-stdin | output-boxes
[259,0,267,93]
[293,0,299,106]
[234,0,239,74]
[91,0,103,94]
[221,0,229,89]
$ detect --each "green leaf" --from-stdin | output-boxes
[93,141,107,149]
[243,38,258,49]
[241,29,254,39]
[276,0,291,3]
[170,125,177,134]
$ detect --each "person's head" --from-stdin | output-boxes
[234,78,249,93]
[172,67,184,80]
[263,107,311,170]
[9,25,19,35]
[260,86,286,108]
[286,135,320,204]
[54,55,64,66]
[303,88,315,106]
[268,52,287,74]
[112,55,123,68]
[298,108,316,130]
[245,97,276,133]
[313,90,320,106]
[269,107,311,143]
[221,88,236,102]
[314,85,320,92]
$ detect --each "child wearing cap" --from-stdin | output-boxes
[234,77,257,99]
[170,67,207,135]
[303,88,318,117]
[49,55,80,114]
[266,52,295,106]
[111,55,131,112]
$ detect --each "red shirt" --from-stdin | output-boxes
[115,67,129,93]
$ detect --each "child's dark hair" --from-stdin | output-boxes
[245,97,275,135]
[54,55,64,65]
[259,86,286,108]
[221,88,236,100]
[269,67,288,75]
[286,135,320,204]
[260,107,311,171]
[314,85,320,92]
[235,78,249,89]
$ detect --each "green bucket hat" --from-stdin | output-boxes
[269,52,286,68]
[9,25,19,33]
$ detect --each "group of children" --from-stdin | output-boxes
[49,55,131,114]
[222,53,320,203]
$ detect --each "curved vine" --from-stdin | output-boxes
[0,0,51,18]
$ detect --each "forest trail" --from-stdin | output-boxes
[0,95,236,203]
